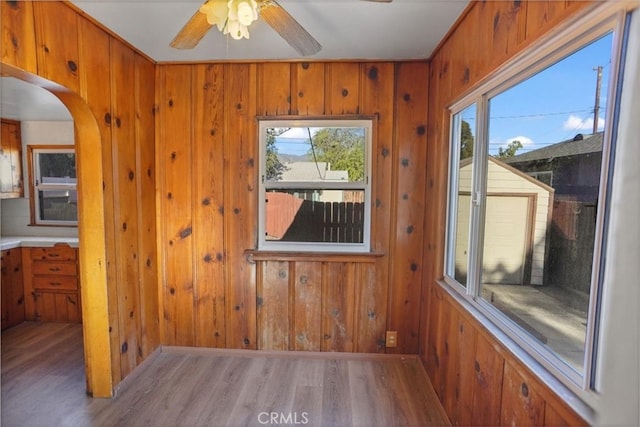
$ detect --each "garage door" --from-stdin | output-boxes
[482,195,531,285]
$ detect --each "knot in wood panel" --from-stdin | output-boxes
[521,382,529,397]
[179,227,192,239]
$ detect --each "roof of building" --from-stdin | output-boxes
[280,162,349,181]
[504,132,603,164]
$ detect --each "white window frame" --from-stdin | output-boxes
[258,118,372,253]
[31,146,78,226]
[443,3,630,406]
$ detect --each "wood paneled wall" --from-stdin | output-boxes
[1,0,159,392]
[156,62,429,354]
[421,1,592,425]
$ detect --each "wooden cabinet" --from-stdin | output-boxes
[1,248,25,330]
[0,118,24,198]
[23,244,82,323]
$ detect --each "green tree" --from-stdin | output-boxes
[460,120,474,160]
[265,128,288,180]
[496,140,523,159]
[308,128,365,181]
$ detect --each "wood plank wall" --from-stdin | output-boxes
[421,1,592,426]
[1,0,159,389]
[156,62,429,354]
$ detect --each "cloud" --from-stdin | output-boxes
[562,114,605,132]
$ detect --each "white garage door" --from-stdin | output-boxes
[482,195,530,285]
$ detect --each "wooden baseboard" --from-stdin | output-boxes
[161,345,420,362]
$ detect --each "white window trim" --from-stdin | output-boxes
[31,147,78,226]
[257,118,372,253]
[442,1,632,415]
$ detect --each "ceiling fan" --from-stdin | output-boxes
[171,0,392,57]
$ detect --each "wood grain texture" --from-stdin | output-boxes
[293,261,322,351]
[192,63,226,348]
[2,322,450,427]
[32,1,80,92]
[0,0,37,73]
[223,63,258,350]
[111,36,142,377]
[134,52,160,358]
[388,62,429,355]
[157,65,195,347]
[0,248,25,329]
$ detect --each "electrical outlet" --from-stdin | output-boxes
[386,331,397,348]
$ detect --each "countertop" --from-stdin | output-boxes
[0,236,79,251]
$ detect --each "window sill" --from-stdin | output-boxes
[29,223,78,228]
[244,249,384,263]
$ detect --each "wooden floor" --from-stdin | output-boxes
[1,322,450,426]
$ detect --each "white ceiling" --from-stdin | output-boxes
[1,0,468,122]
[0,77,72,122]
[71,0,469,62]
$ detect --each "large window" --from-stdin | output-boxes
[445,11,627,392]
[29,146,77,226]
[258,119,372,252]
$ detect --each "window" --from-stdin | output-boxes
[29,146,77,226]
[444,10,628,392]
[258,119,372,252]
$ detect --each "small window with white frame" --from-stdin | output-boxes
[258,118,372,253]
[444,6,630,396]
[29,145,77,226]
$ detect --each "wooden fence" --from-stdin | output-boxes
[266,192,364,243]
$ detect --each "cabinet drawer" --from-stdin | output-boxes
[30,246,76,262]
[31,261,77,276]
[32,275,78,291]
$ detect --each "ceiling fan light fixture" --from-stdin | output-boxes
[199,0,258,40]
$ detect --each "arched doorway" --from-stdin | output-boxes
[1,63,112,397]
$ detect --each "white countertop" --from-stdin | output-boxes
[0,236,79,251]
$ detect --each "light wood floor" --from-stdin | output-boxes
[1,322,450,427]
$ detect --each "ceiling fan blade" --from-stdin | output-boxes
[170,6,212,49]
[259,0,322,57]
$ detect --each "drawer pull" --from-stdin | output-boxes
[48,253,60,258]
[49,267,61,272]
[49,282,62,287]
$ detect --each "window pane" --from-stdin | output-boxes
[37,152,76,183]
[265,127,365,183]
[481,33,613,373]
[450,105,476,287]
[38,189,78,222]
[265,189,365,243]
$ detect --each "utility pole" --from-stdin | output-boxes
[593,65,603,134]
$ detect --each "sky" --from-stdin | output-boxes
[274,127,320,157]
[464,32,614,155]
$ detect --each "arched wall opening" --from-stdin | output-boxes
[1,63,113,397]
